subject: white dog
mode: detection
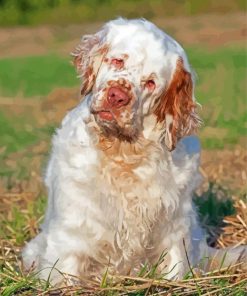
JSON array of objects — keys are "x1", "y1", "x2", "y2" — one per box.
[{"x1": 22, "y1": 18, "x2": 246, "y2": 284}]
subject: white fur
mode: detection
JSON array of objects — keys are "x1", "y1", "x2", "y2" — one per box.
[{"x1": 22, "y1": 18, "x2": 246, "y2": 284}]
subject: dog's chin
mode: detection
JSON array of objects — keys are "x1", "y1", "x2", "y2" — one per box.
[{"x1": 95, "y1": 115, "x2": 139, "y2": 142}]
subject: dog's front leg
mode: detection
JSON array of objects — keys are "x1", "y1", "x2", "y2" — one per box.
[
  {"x1": 157, "y1": 239, "x2": 191, "y2": 280},
  {"x1": 149, "y1": 217, "x2": 194, "y2": 280}
]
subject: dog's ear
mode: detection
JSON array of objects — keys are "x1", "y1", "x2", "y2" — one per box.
[
  {"x1": 71, "y1": 31, "x2": 108, "y2": 96},
  {"x1": 154, "y1": 58, "x2": 201, "y2": 151}
]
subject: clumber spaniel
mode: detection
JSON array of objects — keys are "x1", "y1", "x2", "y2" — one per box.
[{"x1": 22, "y1": 18, "x2": 246, "y2": 284}]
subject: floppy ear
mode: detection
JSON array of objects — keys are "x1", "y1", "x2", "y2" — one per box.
[
  {"x1": 154, "y1": 58, "x2": 201, "y2": 151},
  {"x1": 71, "y1": 31, "x2": 108, "y2": 96}
]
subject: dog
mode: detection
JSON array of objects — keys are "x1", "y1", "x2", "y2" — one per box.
[{"x1": 22, "y1": 18, "x2": 246, "y2": 284}]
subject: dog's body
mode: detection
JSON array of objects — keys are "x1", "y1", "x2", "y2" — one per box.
[{"x1": 22, "y1": 19, "x2": 246, "y2": 284}]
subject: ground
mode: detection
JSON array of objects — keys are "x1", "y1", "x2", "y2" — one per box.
[{"x1": 0, "y1": 12, "x2": 246, "y2": 295}]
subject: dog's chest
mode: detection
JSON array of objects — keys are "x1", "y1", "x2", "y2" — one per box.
[{"x1": 96, "y1": 144, "x2": 164, "y2": 250}]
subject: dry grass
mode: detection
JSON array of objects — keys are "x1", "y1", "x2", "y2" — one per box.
[
  {"x1": 216, "y1": 199, "x2": 247, "y2": 248},
  {"x1": 0, "y1": 91, "x2": 246, "y2": 294},
  {"x1": 0, "y1": 188, "x2": 246, "y2": 295},
  {"x1": 0, "y1": 14, "x2": 246, "y2": 292}
]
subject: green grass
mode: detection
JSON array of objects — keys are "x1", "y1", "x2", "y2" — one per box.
[
  {"x1": 0, "y1": 109, "x2": 55, "y2": 174},
  {"x1": 0, "y1": 111, "x2": 39, "y2": 154},
  {"x1": 0, "y1": 190, "x2": 246, "y2": 295},
  {"x1": 188, "y1": 46, "x2": 247, "y2": 148},
  {"x1": 0, "y1": 21, "x2": 246, "y2": 295},
  {"x1": 0, "y1": 0, "x2": 245, "y2": 27},
  {"x1": 0, "y1": 55, "x2": 77, "y2": 97},
  {"x1": 0, "y1": 109, "x2": 55, "y2": 178},
  {"x1": 0, "y1": 45, "x2": 246, "y2": 149},
  {"x1": 0, "y1": 195, "x2": 46, "y2": 245},
  {"x1": 194, "y1": 183, "x2": 236, "y2": 227}
]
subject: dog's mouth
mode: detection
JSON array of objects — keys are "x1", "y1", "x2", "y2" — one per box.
[
  {"x1": 91, "y1": 108, "x2": 139, "y2": 142},
  {"x1": 91, "y1": 108, "x2": 118, "y2": 129},
  {"x1": 95, "y1": 110, "x2": 114, "y2": 121}
]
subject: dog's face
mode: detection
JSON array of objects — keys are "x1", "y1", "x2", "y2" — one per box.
[
  {"x1": 73, "y1": 19, "x2": 201, "y2": 150},
  {"x1": 90, "y1": 27, "x2": 168, "y2": 142}
]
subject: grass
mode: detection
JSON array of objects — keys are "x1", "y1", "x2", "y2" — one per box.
[
  {"x1": 188, "y1": 46, "x2": 247, "y2": 148},
  {"x1": 0, "y1": 187, "x2": 246, "y2": 295},
  {"x1": 0, "y1": 45, "x2": 246, "y2": 150},
  {"x1": 0, "y1": 111, "x2": 39, "y2": 155},
  {"x1": 0, "y1": 55, "x2": 77, "y2": 98},
  {"x1": 0, "y1": 194, "x2": 46, "y2": 245},
  {"x1": 0, "y1": 0, "x2": 245, "y2": 26},
  {"x1": 194, "y1": 183, "x2": 236, "y2": 227},
  {"x1": 1, "y1": 264, "x2": 246, "y2": 295},
  {"x1": 0, "y1": 30, "x2": 246, "y2": 295},
  {"x1": 0, "y1": 108, "x2": 55, "y2": 179}
]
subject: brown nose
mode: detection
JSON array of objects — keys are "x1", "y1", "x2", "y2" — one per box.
[{"x1": 107, "y1": 87, "x2": 130, "y2": 108}]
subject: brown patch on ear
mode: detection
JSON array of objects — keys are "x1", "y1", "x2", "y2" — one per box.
[
  {"x1": 79, "y1": 66, "x2": 94, "y2": 95},
  {"x1": 72, "y1": 33, "x2": 108, "y2": 97},
  {"x1": 154, "y1": 58, "x2": 200, "y2": 151}
]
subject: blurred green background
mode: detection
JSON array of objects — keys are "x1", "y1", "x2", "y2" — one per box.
[
  {"x1": 0, "y1": 0, "x2": 246, "y2": 182},
  {"x1": 0, "y1": 0, "x2": 245, "y2": 26},
  {"x1": 0, "y1": 3, "x2": 246, "y2": 294}
]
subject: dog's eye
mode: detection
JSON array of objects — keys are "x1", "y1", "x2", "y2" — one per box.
[
  {"x1": 145, "y1": 79, "x2": 156, "y2": 91},
  {"x1": 111, "y1": 58, "x2": 124, "y2": 69}
]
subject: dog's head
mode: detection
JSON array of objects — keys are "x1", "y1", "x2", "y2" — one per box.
[{"x1": 72, "y1": 18, "x2": 201, "y2": 150}]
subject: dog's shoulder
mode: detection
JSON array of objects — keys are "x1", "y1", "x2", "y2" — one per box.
[
  {"x1": 170, "y1": 136, "x2": 202, "y2": 190},
  {"x1": 52, "y1": 99, "x2": 92, "y2": 146}
]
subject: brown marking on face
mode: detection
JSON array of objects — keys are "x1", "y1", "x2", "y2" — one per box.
[
  {"x1": 106, "y1": 79, "x2": 132, "y2": 91},
  {"x1": 99, "y1": 45, "x2": 109, "y2": 55},
  {"x1": 99, "y1": 79, "x2": 134, "y2": 115},
  {"x1": 154, "y1": 58, "x2": 200, "y2": 150},
  {"x1": 80, "y1": 66, "x2": 94, "y2": 95},
  {"x1": 73, "y1": 39, "x2": 109, "y2": 96},
  {"x1": 145, "y1": 79, "x2": 156, "y2": 92},
  {"x1": 114, "y1": 80, "x2": 132, "y2": 95},
  {"x1": 111, "y1": 58, "x2": 124, "y2": 69},
  {"x1": 110, "y1": 53, "x2": 129, "y2": 70},
  {"x1": 91, "y1": 78, "x2": 138, "y2": 142}
]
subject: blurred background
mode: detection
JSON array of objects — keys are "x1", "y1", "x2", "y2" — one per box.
[
  {"x1": 0, "y1": 0, "x2": 246, "y2": 197},
  {"x1": 0, "y1": 2, "x2": 247, "y2": 286}
]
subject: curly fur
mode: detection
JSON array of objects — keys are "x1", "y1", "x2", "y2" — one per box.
[{"x1": 22, "y1": 18, "x2": 246, "y2": 284}]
